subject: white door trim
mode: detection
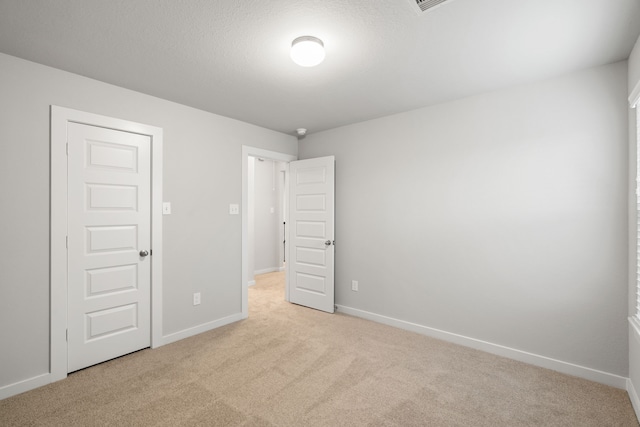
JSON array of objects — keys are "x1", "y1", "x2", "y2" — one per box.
[
  {"x1": 241, "y1": 146, "x2": 296, "y2": 318},
  {"x1": 50, "y1": 106, "x2": 163, "y2": 382}
]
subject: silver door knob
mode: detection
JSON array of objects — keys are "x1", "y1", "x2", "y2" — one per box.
[
  {"x1": 325, "y1": 240, "x2": 332, "y2": 246},
  {"x1": 139, "y1": 250, "x2": 149, "y2": 257}
]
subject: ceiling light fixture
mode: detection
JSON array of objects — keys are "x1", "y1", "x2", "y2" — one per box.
[{"x1": 290, "y1": 36, "x2": 325, "y2": 67}]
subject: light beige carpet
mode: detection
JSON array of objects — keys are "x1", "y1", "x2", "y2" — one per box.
[{"x1": 1, "y1": 271, "x2": 638, "y2": 426}]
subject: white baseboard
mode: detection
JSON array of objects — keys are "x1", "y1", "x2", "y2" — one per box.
[
  {"x1": 248, "y1": 280, "x2": 256, "y2": 287},
  {"x1": 336, "y1": 304, "x2": 628, "y2": 389},
  {"x1": 160, "y1": 312, "x2": 244, "y2": 346},
  {"x1": 629, "y1": 378, "x2": 640, "y2": 421},
  {"x1": 1, "y1": 313, "x2": 245, "y2": 400},
  {"x1": 2, "y1": 309, "x2": 631, "y2": 403},
  {"x1": 254, "y1": 267, "x2": 283, "y2": 276},
  {"x1": 0, "y1": 372, "x2": 51, "y2": 400},
  {"x1": 278, "y1": 266, "x2": 286, "y2": 272}
]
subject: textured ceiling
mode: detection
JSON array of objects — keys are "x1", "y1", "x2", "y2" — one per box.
[{"x1": 0, "y1": 0, "x2": 639, "y2": 135}]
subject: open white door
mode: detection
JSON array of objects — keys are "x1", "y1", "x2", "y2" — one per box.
[{"x1": 288, "y1": 156, "x2": 335, "y2": 313}]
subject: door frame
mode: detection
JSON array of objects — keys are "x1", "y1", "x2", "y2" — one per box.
[
  {"x1": 241, "y1": 146, "x2": 296, "y2": 318},
  {"x1": 50, "y1": 106, "x2": 163, "y2": 382}
]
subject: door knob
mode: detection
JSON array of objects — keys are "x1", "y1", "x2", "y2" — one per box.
[
  {"x1": 325, "y1": 240, "x2": 332, "y2": 246},
  {"x1": 139, "y1": 250, "x2": 149, "y2": 257}
]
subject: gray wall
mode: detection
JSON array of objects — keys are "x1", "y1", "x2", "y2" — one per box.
[
  {"x1": 299, "y1": 61, "x2": 629, "y2": 376},
  {"x1": 253, "y1": 159, "x2": 283, "y2": 274},
  {"x1": 0, "y1": 53, "x2": 297, "y2": 388}
]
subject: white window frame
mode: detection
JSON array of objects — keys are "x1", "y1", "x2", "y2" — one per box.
[
  {"x1": 635, "y1": 106, "x2": 640, "y2": 326},
  {"x1": 632, "y1": 82, "x2": 640, "y2": 335}
]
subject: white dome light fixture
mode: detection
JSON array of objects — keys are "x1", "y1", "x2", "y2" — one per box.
[{"x1": 290, "y1": 36, "x2": 325, "y2": 67}]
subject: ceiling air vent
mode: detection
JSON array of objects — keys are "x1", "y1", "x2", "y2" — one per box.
[{"x1": 408, "y1": 0, "x2": 454, "y2": 14}]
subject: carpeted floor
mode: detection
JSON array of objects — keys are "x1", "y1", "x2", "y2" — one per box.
[{"x1": 1, "y1": 271, "x2": 638, "y2": 426}]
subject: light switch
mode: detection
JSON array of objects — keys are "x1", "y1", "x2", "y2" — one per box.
[
  {"x1": 229, "y1": 204, "x2": 239, "y2": 215},
  {"x1": 163, "y1": 202, "x2": 171, "y2": 215}
]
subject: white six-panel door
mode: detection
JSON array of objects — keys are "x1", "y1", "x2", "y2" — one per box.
[
  {"x1": 67, "y1": 122, "x2": 151, "y2": 372},
  {"x1": 288, "y1": 156, "x2": 335, "y2": 313}
]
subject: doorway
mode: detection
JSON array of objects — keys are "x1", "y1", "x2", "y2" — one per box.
[
  {"x1": 247, "y1": 157, "x2": 287, "y2": 285},
  {"x1": 241, "y1": 146, "x2": 296, "y2": 318},
  {"x1": 241, "y1": 146, "x2": 336, "y2": 317},
  {"x1": 50, "y1": 106, "x2": 164, "y2": 382}
]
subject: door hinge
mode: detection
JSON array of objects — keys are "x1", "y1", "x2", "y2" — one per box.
[
  {"x1": 66, "y1": 236, "x2": 68, "y2": 248},
  {"x1": 66, "y1": 143, "x2": 68, "y2": 156},
  {"x1": 66, "y1": 329, "x2": 68, "y2": 342}
]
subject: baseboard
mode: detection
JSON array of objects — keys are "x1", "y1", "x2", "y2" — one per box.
[
  {"x1": 629, "y1": 378, "x2": 640, "y2": 421},
  {"x1": 254, "y1": 267, "x2": 282, "y2": 276},
  {"x1": 278, "y1": 266, "x2": 286, "y2": 272},
  {"x1": 1, "y1": 313, "x2": 245, "y2": 400},
  {"x1": 248, "y1": 280, "x2": 256, "y2": 287},
  {"x1": 336, "y1": 304, "x2": 628, "y2": 389},
  {"x1": 0, "y1": 372, "x2": 51, "y2": 400},
  {"x1": 160, "y1": 312, "x2": 244, "y2": 346}
]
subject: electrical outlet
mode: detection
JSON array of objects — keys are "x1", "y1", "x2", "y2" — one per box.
[
  {"x1": 193, "y1": 292, "x2": 201, "y2": 306},
  {"x1": 162, "y1": 202, "x2": 172, "y2": 215},
  {"x1": 229, "y1": 204, "x2": 239, "y2": 215},
  {"x1": 351, "y1": 280, "x2": 359, "y2": 291}
]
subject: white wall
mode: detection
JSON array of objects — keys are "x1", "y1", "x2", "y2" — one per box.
[
  {"x1": 0, "y1": 53, "x2": 297, "y2": 392},
  {"x1": 253, "y1": 159, "x2": 283, "y2": 274},
  {"x1": 299, "y1": 61, "x2": 629, "y2": 380}
]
